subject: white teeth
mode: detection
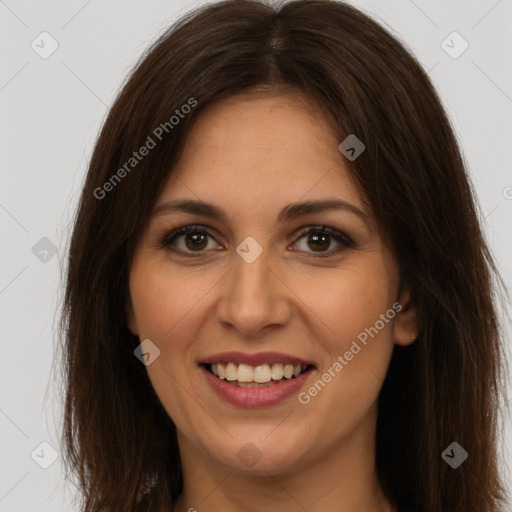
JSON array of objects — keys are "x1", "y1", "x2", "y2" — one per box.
[
  {"x1": 283, "y1": 364, "x2": 294, "y2": 378},
  {"x1": 237, "y1": 364, "x2": 253, "y2": 382},
  {"x1": 253, "y1": 364, "x2": 271, "y2": 383},
  {"x1": 270, "y1": 363, "x2": 284, "y2": 380},
  {"x1": 225, "y1": 362, "x2": 237, "y2": 381},
  {"x1": 209, "y1": 362, "x2": 307, "y2": 383}
]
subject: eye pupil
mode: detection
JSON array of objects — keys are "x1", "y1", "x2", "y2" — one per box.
[
  {"x1": 308, "y1": 232, "x2": 330, "y2": 252},
  {"x1": 163, "y1": 225, "x2": 349, "y2": 258},
  {"x1": 186, "y1": 232, "x2": 207, "y2": 250}
]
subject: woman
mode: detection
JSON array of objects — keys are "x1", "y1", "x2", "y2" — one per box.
[{"x1": 59, "y1": 0, "x2": 509, "y2": 511}]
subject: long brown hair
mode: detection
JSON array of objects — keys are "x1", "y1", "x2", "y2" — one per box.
[{"x1": 57, "y1": 1, "x2": 510, "y2": 510}]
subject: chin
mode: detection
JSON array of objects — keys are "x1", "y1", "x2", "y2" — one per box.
[{"x1": 207, "y1": 430, "x2": 310, "y2": 474}]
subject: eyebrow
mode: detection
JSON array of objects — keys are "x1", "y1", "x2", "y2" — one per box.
[{"x1": 152, "y1": 198, "x2": 371, "y2": 228}]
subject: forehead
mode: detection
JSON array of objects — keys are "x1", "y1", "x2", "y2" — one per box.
[
  {"x1": 180, "y1": 90, "x2": 337, "y2": 162},
  {"x1": 158, "y1": 90, "x2": 367, "y2": 219}
]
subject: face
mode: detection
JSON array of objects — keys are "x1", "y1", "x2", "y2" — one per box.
[{"x1": 127, "y1": 90, "x2": 418, "y2": 475}]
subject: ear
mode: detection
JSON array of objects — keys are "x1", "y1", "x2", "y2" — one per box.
[
  {"x1": 393, "y1": 285, "x2": 421, "y2": 346},
  {"x1": 126, "y1": 294, "x2": 139, "y2": 336}
]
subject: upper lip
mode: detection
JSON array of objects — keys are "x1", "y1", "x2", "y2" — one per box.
[{"x1": 200, "y1": 351, "x2": 316, "y2": 367}]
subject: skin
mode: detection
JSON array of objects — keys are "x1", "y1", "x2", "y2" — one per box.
[{"x1": 127, "y1": 89, "x2": 420, "y2": 512}]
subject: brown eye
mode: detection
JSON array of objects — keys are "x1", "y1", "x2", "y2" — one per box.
[
  {"x1": 306, "y1": 231, "x2": 331, "y2": 252},
  {"x1": 184, "y1": 231, "x2": 208, "y2": 251},
  {"x1": 159, "y1": 225, "x2": 220, "y2": 256},
  {"x1": 291, "y1": 226, "x2": 354, "y2": 257}
]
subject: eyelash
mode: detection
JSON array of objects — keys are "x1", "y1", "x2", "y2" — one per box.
[{"x1": 158, "y1": 224, "x2": 355, "y2": 259}]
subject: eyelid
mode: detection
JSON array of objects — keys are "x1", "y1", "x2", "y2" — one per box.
[
  {"x1": 292, "y1": 225, "x2": 354, "y2": 247},
  {"x1": 158, "y1": 224, "x2": 222, "y2": 254},
  {"x1": 159, "y1": 223, "x2": 354, "y2": 257}
]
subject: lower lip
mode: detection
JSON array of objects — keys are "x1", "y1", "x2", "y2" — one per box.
[{"x1": 200, "y1": 365, "x2": 314, "y2": 408}]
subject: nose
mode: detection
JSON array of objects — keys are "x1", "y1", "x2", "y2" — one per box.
[{"x1": 215, "y1": 245, "x2": 292, "y2": 337}]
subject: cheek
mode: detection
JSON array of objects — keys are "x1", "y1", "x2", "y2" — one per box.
[
  {"x1": 129, "y1": 262, "x2": 207, "y2": 424},
  {"x1": 295, "y1": 261, "x2": 396, "y2": 402},
  {"x1": 129, "y1": 260, "x2": 209, "y2": 342},
  {"x1": 295, "y1": 262, "x2": 393, "y2": 344}
]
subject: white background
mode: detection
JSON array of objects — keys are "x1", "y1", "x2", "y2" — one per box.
[{"x1": 0, "y1": 0, "x2": 511, "y2": 510}]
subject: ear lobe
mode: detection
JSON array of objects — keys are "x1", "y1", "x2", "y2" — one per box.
[{"x1": 393, "y1": 286, "x2": 421, "y2": 346}]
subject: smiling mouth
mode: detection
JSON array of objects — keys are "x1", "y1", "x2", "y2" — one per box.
[{"x1": 203, "y1": 362, "x2": 315, "y2": 388}]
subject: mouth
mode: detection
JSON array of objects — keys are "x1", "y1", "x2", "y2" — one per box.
[
  {"x1": 199, "y1": 351, "x2": 317, "y2": 407},
  {"x1": 202, "y1": 362, "x2": 315, "y2": 388}
]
